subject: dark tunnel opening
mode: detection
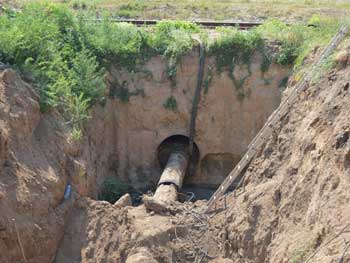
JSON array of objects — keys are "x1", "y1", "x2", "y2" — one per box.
[{"x1": 157, "y1": 134, "x2": 200, "y2": 177}]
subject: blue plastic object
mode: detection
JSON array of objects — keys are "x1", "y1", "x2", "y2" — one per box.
[{"x1": 63, "y1": 183, "x2": 72, "y2": 200}]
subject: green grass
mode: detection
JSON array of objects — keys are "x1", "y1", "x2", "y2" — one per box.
[
  {"x1": 0, "y1": 3, "x2": 197, "y2": 135},
  {"x1": 10, "y1": 0, "x2": 350, "y2": 22},
  {"x1": 149, "y1": 21, "x2": 199, "y2": 82},
  {"x1": 207, "y1": 16, "x2": 343, "y2": 100},
  {"x1": 207, "y1": 27, "x2": 266, "y2": 100},
  {"x1": 0, "y1": 3, "x2": 106, "y2": 134},
  {"x1": 208, "y1": 28, "x2": 265, "y2": 70},
  {"x1": 289, "y1": 239, "x2": 317, "y2": 263},
  {"x1": 0, "y1": 1, "x2": 346, "y2": 132},
  {"x1": 256, "y1": 16, "x2": 341, "y2": 70}
]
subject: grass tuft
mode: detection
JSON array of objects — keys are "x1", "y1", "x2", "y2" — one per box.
[{"x1": 163, "y1": 96, "x2": 178, "y2": 111}]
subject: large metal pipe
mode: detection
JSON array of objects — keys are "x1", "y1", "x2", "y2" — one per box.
[
  {"x1": 153, "y1": 184, "x2": 178, "y2": 204},
  {"x1": 153, "y1": 151, "x2": 188, "y2": 204}
]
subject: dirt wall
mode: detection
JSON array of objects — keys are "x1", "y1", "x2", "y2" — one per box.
[
  {"x1": 107, "y1": 49, "x2": 290, "y2": 189},
  {"x1": 0, "y1": 69, "x2": 118, "y2": 263}
]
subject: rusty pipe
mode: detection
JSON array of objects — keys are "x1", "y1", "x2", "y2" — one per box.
[{"x1": 153, "y1": 151, "x2": 188, "y2": 204}]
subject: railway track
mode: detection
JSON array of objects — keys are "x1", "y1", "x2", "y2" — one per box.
[{"x1": 93, "y1": 19, "x2": 262, "y2": 29}]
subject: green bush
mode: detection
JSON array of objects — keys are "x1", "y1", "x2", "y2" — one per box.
[
  {"x1": 276, "y1": 42, "x2": 300, "y2": 65},
  {"x1": 149, "y1": 21, "x2": 198, "y2": 81},
  {"x1": 208, "y1": 28, "x2": 266, "y2": 98},
  {"x1": 81, "y1": 19, "x2": 149, "y2": 70},
  {"x1": 163, "y1": 96, "x2": 178, "y2": 111},
  {"x1": 0, "y1": 2, "x2": 343, "y2": 131},
  {"x1": 0, "y1": 3, "x2": 105, "y2": 133},
  {"x1": 208, "y1": 28, "x2": 265, "y2": 71},
  {"x1": 80, "y1": 19, "x2": 198, "y2": 73},
  {"x1": 99, "y1": 177, "x2": 129, "y2": 204},
  {"x1": 256, "y1": 18, "x2": 341, "y2": 69},
  {"x1": 115, "y1": 3, "x2": 144, "y2": 18}
]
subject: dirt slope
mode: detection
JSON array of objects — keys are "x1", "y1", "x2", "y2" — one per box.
[
  {"x1": 205, "y1": 51, "x2": 350, "y2": 262},
  {"x1": 0, "y1": 69, "x2": 74, "y2": 262},
  {"x1": 0, "y1": 68, "x2": 117, "y2": 263}
]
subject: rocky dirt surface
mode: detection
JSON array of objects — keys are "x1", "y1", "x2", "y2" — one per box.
[{"x1": 55, "y1": 196, "x2": 220, "y2": 263}]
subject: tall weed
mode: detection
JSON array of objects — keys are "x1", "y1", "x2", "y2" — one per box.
[{"x1": 0, "y1": 3, "x2": 105, "y2": 135}]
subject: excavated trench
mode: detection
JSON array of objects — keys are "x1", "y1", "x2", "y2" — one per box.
[
  {"x1": 0, "y1": 35, "x2": 304, "y2": 263},
  {"x1": 96, "y1": 45, "x2": 292, "y2": 206},
  {"x1": 1, "y1": 22, "x2": 349, "y2": 263}
]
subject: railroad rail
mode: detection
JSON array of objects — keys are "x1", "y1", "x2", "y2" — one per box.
[
  {"x1": 93, "y1": 19, "x2": 262, "y2": 29},
  {"x1": 205, "y1": 24, "x2": 349, "y2": 213}
]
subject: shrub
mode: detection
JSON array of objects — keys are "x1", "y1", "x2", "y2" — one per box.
[
  {"x1": 71, "y1": 127, "x2": 83, "y2": 141},
  {"x1": 69, "y1": 48, "x2": 105, "y2": 104},
  {"x1": 149, "y1": 21, "x2": 198, "y2": 81},
  {"x1": 0, "y1": 3, "x2": 105, "y2": 134},
  {"x1": 80, "y1": 19, "x2": 198, "y2": 73},
  {"x1": 149, "y1": 21, "x2": 199, "y2": 82},
  {"x1": 208, "y1": 28, "x2": 265, "y2": 71},
  {"x1": 276, "y1": 42, "x2": 300, "y2": 65},
  {"x1": 80, "y1": 19, "x2": 149, "y2": 70},
  {"x1": 0, "y1": 2, "x2": 342, "y2": 131},
  {"x1": 208, "y1": 28, "x2": 265, "y2": 99},
  {"x1": 256, "y1": 18, "x2": 341, "y2": 69},
  {"x1": 289, "y1": 240, "x2": 316, "y2": 263},
  {"x1": 163, "y1": 96, "x2": 178, "y2": 111},
  {"x1": 115, "y1": 3, "x2": 144, "y2": 18}
]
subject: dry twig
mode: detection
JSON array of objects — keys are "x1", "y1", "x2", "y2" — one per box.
[
  {"x1": 338, "y1": 240, "x2": 350, "y2": 263},
  {"x1": 12, "y1": 218, "x2": 27, "y2": 263}
]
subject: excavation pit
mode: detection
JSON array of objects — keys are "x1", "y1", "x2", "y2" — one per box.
[{"x1": 107, "y1": 48, "x2": 290, "y2": 197}]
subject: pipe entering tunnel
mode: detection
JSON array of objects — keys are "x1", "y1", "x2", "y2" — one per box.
[{"x1": 153, "y1": 135, "x2": 199, "y2": 204}]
